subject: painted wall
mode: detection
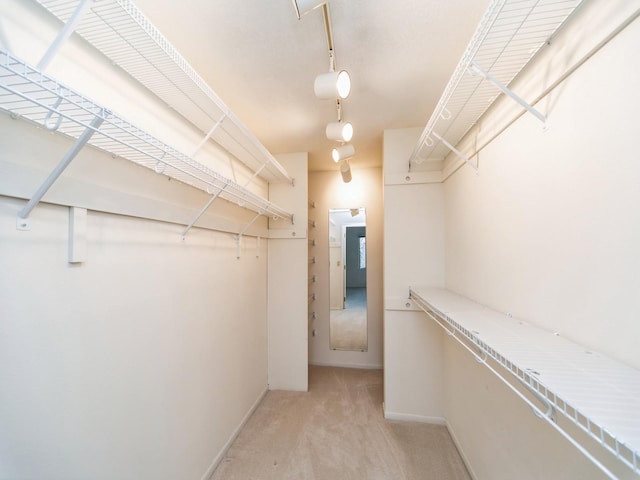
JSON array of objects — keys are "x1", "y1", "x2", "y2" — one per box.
[
  {"x1": 0, "y1": 1, "x2": 303, "y2": 478},
  {"x1": 382, "y1": 128, "x2": 446, "y2": 422},
  {"x1": 382, "y1": 2, "x2": 640, "y2": 479},
  {"x1": 441, "y1": 6, "x2": 640, "y2": 479},
  {"x1": 0, "y1": 194, "x2": 269, "y2": 480},
  {"x1": 267, "y1": 153, "x2": 308, "y2": 392},
  {"x1": 308, "y1": 168, "x2": 383, "y2": 369}
]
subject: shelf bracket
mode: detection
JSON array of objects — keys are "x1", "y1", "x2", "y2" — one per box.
[
  {"x1": 17, "y1": 112, "x2": 105, "y2": 230},
  {"x1": 236, "y1": 211, "x2": 264, "y2": 258},
  {"x1": 190, "y1": 114, "x2": 227, "y2": 158},
  {"x1": 38, "y1": 0, "x2": 95, "y2": 71},
  {"x1": 429, "y1": 131, "x2": 478, "y2": 173},
  {"x1": 181, "y1": 184, "x2": 228, "y2": 237},
  {"x1": 469, "y1": 61, "x2": 547, "y2": 126},
  {"x1": 242, "y1": 160, "x2": 269, "y2": 189}
]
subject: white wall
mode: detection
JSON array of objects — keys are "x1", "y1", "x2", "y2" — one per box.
[
  {"x1": 308, "y1": 168, "x2": 383, "y2": 369},
  {"x1": 382, "y1": 129, "x2": 446, "y2": 422},
  {"x1": 382, "y1": 3, "x2": 640, "y2": 478},
  {"x1": 444, "y1": 7, "x2": 640, "y2": 371},
  {"x1": 0, "y1": 2, "x2": 303, "y2": 478},
  {"x1": 267, "y1": 153, "x2": 308, "y2": 391},
  {"x1": 0, "y1": 194, "x2": 269, "y2": 480},
  {"x1": 441, "y1": 6, "x2": 640, "y2": 479}
]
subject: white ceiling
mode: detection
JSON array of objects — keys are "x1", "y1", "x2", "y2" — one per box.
[{"x1": 133, "y1": 0, "x2": 491, "y2": 172}]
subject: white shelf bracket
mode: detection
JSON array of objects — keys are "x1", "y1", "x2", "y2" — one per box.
[
  {"x1": 236, "y1": 210, "x2": 264, "y2": 258},
  {"x1": 181, "y1": 184, "x2": 228, "y2": 238},
  {"x1": 37, "y1": 0, "x2": 95, "y2": 71},
  {"x1": 68, "y1": 206, "x2": 87, "y2": 264},
  {"x1": 190, "y1": 114, "x2": 227, "y2": 158},
  {"x1": 242, "y1": 160, "x2": 269, "y2": 190},
  {"x1": 469, "y1": 61, "x2": 547, "y2": 126},
  {"x1": 430, "y1": 131, "x2": 478, "y2": 173},
  {"x1": 17, "y1": 112, "x2": 105, "y2": 230}
]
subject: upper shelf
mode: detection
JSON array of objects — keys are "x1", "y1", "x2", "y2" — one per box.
[
  {"x1": 409, "y1": 0, "x2": 584, "y2": 170},
  {"x1": 410, "y1": 287, "x2": 640, "y2": 480},
  {"x1": 0, "y1": 49, "x2": 292, "y2": 223},
  {"x1": 34, "y1": 0, "x2": 293, "y2": 184}
]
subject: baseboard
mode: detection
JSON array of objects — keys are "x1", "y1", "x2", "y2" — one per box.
[
  {"x1": 200, "y1": 387, "x2": 268, "y2": 480},
  {"x1": 445, "y1": 421, "x2": 478, "y2": 480},
  {"x1": 309, "y1": 360, "x2": 383, "y2": 370},
  {"x1": 383, "y1": 410, "x2": 446, "y2": 425}
]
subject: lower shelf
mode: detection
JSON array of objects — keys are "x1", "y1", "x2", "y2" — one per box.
[{"x1": 410, "y1": 287, "x2": 640, "y2": 479}]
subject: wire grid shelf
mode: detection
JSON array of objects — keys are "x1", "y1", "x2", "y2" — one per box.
[
  {"x1": 0, "y1": 49, "x2": 293, "y2": 222},
  {"x1": 35, "y1": 0, "x2": 292, "y2": 184},
  {"x1": 410, "y1": 287, "x2": 640, "y2": 478},
  {"x1": 409, "y1": 0, "x2": 584, "y2": 168}
]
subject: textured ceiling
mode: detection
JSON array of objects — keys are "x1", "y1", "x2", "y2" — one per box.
[{"x1": 133, "y1": 0, "x2": 491, "y2": 172}]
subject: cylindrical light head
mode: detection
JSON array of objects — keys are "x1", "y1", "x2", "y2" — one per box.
[
  {"x1": 340, "y1": 161, "x2": 352, "y2": 183},
  {"x1": 332, "y1": 144, "x2": 355, "y2": 163},
  {"x1": 326, "y1": 121, "x2": 353, "y2": 142},
  {"x1": 292, "y1": 0, "x2": 325, "y2": 19},
  {"x1": 314, "y1": 70, "x2": 351, "y2": 99}
]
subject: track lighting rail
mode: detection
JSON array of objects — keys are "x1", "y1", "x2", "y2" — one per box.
[
  {"x1": 409, "y1": 0, "x2": 584, "y2": 171},
  {"x1": 0, "y1": 49, "x2": 293, "y2": 229},
  {"x1": 35, "y1": 0, "x2": 293, "y2": 185},
  {"x1": 410, "y1": 287, "x2": 640, "y2": 480}
]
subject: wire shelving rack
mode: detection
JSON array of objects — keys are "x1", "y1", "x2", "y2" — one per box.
[
  {"x1": 410, "y1": 287, "x2": 640, "y2": 480},
  {"x1": 409, "y1": 0, "x2": 585, "y2": 170}
]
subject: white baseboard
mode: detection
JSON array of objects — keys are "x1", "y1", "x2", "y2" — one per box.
[
  {"x1": 383, "y1": 410, "x2": 446, "y2": 425},
  {"x1": 309, "y1": 360, "x2": 383, "y2": 370},
  {"x1": 200, "y1": 387, "x2": 268, "y2": 480},
  {"x1": 445, "y1": 421, "x2": 478, "y2": 480}
]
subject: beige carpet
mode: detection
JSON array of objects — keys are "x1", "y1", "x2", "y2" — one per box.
[
  {"x1": 210, "y1": 366, "x2": 470, "y2": 480},
  {"x1": 330, "y1": 308, "x2": 367, "y2": 351}
]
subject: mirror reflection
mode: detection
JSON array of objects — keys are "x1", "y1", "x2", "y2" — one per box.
[{"x1": 329, "y1": 208, "x2": 367, "y2": 352}]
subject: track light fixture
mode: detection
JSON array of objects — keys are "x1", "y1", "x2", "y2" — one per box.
[
  {"x1": 326, "y1": 121, "x2": 353, "y2": 142},
  {"x1": 292, "y1": 0, "x2": 326, "y2": 20},
  {"x1": 293, "y1": 1, "x2": 356, "y2": 180},
  {"x1": 339, "y1": 160, "x2": 352, "y2": 183},
  {"x1": 314, "y1": 70, "x2": 351, "y2": 100},
  {"x1": 332, "y1": 143, "x2": 355, "y2": 163}
]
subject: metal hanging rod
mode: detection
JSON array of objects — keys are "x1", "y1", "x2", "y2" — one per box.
[{"x1": 0, "y1": 50, "x2": 293, "y2": 227}]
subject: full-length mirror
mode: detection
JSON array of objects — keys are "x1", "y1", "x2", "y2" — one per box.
[{"x1": 329, "y1": 208, "x2": 367, "y2": 351}]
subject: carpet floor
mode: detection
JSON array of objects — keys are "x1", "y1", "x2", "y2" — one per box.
[
  {"x1": 330, "y1": 288, "x2": 367, "y2": 351},
  {"x1": 210, "y1": 366, "x2": 470, "y2": 480}
]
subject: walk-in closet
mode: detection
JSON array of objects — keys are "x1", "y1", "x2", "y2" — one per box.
[{"x1": 1, "y1": 1, "x2": 638, "y2": 479}]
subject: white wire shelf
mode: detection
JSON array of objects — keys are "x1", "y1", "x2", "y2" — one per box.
[
  {"x1": 34, "y1": 0, "x2": 293, "y2": 185},
  {"x1": 0, "y1": 49, "x2": 293, "y2": 223},
  {"x1": 410, "y1": 287, "x2": 640, "y2": 479},
  {"x1": 409, "y1": 0, "x2": 584, "y2": 169}
]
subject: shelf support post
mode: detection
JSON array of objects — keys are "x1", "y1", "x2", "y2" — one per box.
[
  {"x1": 236, "y1": 211, "x2": 264, "y2": 258},
  {"x1": 180, "y1": 184, "x2": 228, "y2": 237},
  {"x1": 242, "y1": 161, "x2": 268, "y2": 189},
  {"x1": 17, "y1": 112, "x2": 105, "y2": 230},
  {"x1": 430, "y1": 131, "x2": 478, "y2": 173},
  {"x1": 37, "y1": 0, "x2": 95, "y2": 71},
  {"x1": 190, "y1": 114, "x2": 227, "y2": 158},
  {"x1": 469, "y1": 61, "x2": 547, "y2": 126}
]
